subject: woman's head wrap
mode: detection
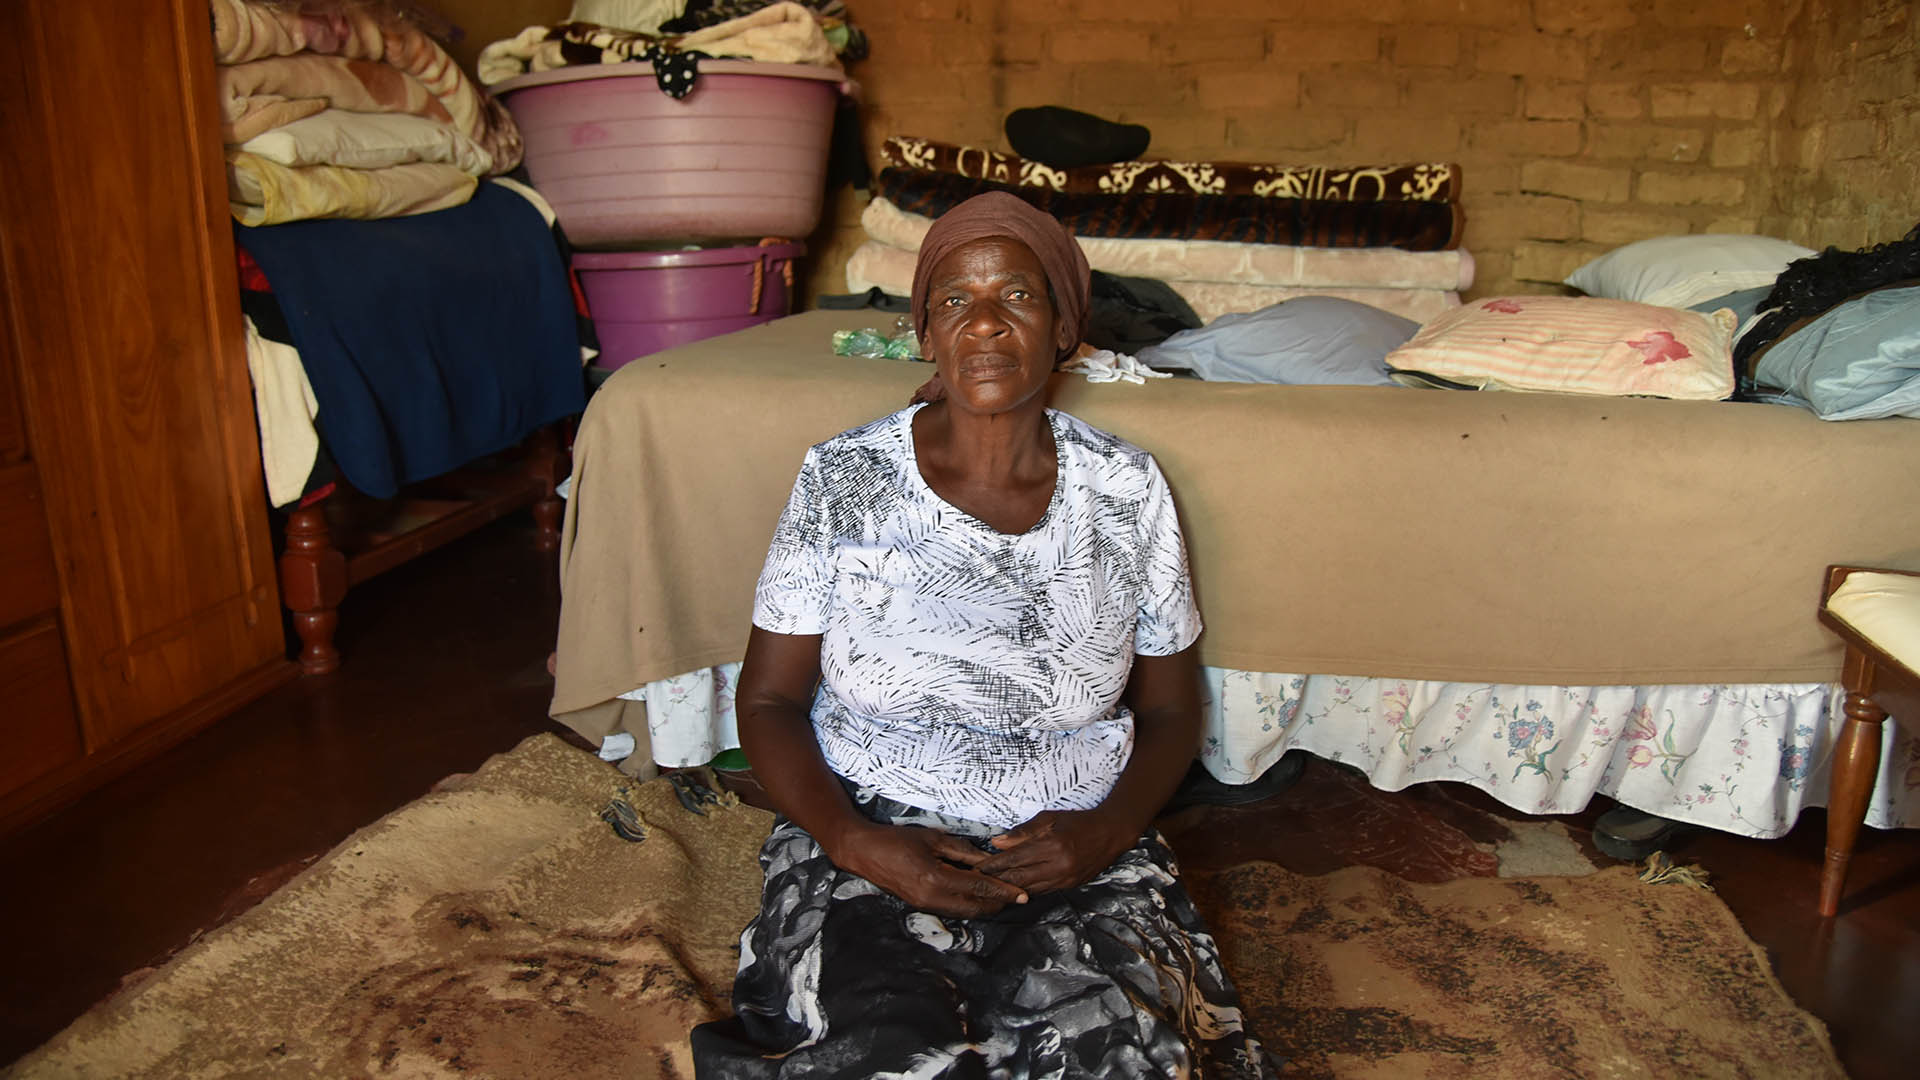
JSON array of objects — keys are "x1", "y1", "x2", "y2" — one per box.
[{"x1": 910, "y1": 192, "x2": 1091, "y2": 361}]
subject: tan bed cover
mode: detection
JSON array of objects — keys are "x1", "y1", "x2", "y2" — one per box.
[{"x1": 553, "y1": 308, "x2": 1920, "y2": 722}]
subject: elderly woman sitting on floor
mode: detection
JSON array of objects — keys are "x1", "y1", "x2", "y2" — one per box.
[{"x1": 689, "y1": 193, "x2": 1281, "y2": 1078}]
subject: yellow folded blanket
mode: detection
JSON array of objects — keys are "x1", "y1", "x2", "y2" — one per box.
[
  {"x1": 238, "y1": 110, "x2": 494, "y2": 176},
  {"x1": 228, "y1": 153, "x2": 476, "y2": 226}
]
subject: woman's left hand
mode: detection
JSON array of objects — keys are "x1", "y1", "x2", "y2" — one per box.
[{"x1": 976, "y1": 809, "x2": 1140, "y2": 895}]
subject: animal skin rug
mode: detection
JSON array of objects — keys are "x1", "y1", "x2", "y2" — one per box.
[{"x1": 4, "y1": 735, "x2": 1842, "y2": 1079}]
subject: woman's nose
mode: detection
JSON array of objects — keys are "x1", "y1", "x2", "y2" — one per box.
[{"x1": 963, "y1": 297, "x2": 1012, "y2": 336}]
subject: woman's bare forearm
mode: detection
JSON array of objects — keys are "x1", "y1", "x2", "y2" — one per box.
[
  {"x1": 737, "y1": 695, "x2": 874, "y2": 854},
  {"x1": 1097, "y1": 647, "x2": 1203, "y2": 837},
  {"x1": 734, "y1": 627, "x2": 871, "y2": 856}
]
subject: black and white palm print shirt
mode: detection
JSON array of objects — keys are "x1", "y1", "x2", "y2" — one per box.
[{"x1": 753, "y1": 404, "x2": 1202, "y2": 829}]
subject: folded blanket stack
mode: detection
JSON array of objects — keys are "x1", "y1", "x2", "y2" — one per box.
[
  {"x1": 852, "y1": 135, "x2": 1473, "y2": 323},
  {"x1": 210, "y1": 0, "x2": 523, "y2": 225}
]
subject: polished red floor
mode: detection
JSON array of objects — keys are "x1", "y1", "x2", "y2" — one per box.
[{"x1": 2, "y1": 516, "x2": 1916, "y2": 1076}]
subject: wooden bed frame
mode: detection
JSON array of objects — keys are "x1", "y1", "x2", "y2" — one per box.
[
  {"x1": 1818, "y1": 565, "x2": 1920, "y2": 915},
  {"x1": 277, "y1": 426, "x2": 568, "y2": 675}
]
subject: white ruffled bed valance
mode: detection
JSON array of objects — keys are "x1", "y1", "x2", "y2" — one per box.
[{"x1": 624, "y1": 664, "x2": 1918, "y2": 841}]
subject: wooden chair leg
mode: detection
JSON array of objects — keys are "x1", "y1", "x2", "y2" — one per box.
[
  {"x1": 1820, "y1": 689, "x2": 1887, "y2": 916},
  {"x1": 527, "y1": 425, "x2": 566, "y2": 553},
  {"x1": 279, "y1": 506, "x2": 348, "y2": 675}
]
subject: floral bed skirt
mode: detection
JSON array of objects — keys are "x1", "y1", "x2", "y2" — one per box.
[{"x1": 624, "y1": 665, "x2": 1918, "y2": 839}]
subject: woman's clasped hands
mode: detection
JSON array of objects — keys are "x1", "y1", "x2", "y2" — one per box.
[{"x1": 823, "y1": 809, "x2": 1140, "y2": 919}]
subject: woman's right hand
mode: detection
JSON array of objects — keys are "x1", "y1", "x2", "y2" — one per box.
[{"x1": 822, "y1": 819, "x2": 1029, "y2": 919}]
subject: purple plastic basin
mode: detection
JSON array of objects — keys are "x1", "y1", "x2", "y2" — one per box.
[
  {"x1": 494, "y1": 61, "x2": 843, "y2": 248},
  {"x1": 575, "y1": 242, "x2": 805, "y2": 368}
]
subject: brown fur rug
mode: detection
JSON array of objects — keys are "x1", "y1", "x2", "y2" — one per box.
[{"x1": 5, "y1": 735, "x2": 1842, "y2": 1079}]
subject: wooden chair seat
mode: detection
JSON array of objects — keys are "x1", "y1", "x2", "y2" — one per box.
[{"x1": 1816, "y1": 565, "x2": 1920, "y2": 916}]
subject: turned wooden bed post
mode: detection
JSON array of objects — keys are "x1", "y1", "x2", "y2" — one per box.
[
  {"x1": 279, "y1": 506, "x2": 347, "y2": 675},
  {"x1": 1815, "y1": 564, "x2": 1920, "y2": 917},
  {"x1": 1821, "y1": 656, "x2": 1887, "y2": 917},
  {"x1": 528, "y1": 423, "x2": 566, "y2": 553}
]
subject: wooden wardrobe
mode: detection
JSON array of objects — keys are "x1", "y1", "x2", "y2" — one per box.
[{"x1": 0, "y1": 0, "x2": 292, "y2": 830}]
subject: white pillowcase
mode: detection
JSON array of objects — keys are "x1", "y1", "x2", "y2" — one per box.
[
  {"x1": 238, "y1": 110, "x2": 494, "y2": 175},
  {"x1": 1564, "y1": 234, "x2": 1816, "y2": 310}
]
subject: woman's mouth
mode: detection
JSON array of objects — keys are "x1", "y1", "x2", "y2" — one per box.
[{"x1": 959, "y1": 354, "x2": 1021, "y2": 378}]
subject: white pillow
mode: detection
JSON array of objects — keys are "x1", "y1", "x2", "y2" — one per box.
[
  {"x1": 1564, "y1": 234, "x2": 1816, "y2": 310},
  {"x1": 238, "y1": 110, "x2": 494, "y2": 175}
]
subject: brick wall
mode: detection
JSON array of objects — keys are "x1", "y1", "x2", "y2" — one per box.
[
  {"x1": 804, "y1": 0, "x2": 1920, "y2": 302},
  {"x1": 434, "y1": 0, "x2": 1918, "y2": 306},
  {"x1": 1761, "y1": 0, "x2": 1920, "y2": 252}
]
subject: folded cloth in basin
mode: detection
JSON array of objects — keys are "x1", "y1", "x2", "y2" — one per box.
[{"x1": 477, "y1": 2, "x2": 841, "y2": 87}]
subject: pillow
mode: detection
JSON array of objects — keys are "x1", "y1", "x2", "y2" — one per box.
[
  {"x1": 237, "y1": 110, "x2": 495, "y2": 175},
  {"x1": 1750, "y1": 285, "x2": 1920, "y2": 420},
  {"x1": 1384, "y1": 296, "x2": 1737, "y2": 399},
  {"x1": 1134, "y1": 297, "x2": 1418, "y2": 385},
  {"x1": 1565, "y1": 234, "x2": 1815, "y2": 310}
]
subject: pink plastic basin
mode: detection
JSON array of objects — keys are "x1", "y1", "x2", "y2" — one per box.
[
  {"x1": 493, "y1": 61, "x2": 843, "y2": 248},
  {"x1": 574, "y1": 242, "x2": 804, "y2": 368}
]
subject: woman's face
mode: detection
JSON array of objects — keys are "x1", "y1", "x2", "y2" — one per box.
[{"x1": 922, "y1": 236, "x2": 1070, "y2": 416}]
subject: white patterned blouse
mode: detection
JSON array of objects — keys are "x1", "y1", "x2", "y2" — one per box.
[{"x1": 752, "y1": 404, "x2": 1202, "y2": 829}]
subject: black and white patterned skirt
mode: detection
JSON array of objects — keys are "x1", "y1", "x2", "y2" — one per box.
[{"x1": 691, "y1": 784, "x2": 1282, "y2": 1078}]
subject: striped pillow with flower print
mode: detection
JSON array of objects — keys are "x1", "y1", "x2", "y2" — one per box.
[{"x1": 1386, "y1": 296, "x2": 1738, "y2": 399}]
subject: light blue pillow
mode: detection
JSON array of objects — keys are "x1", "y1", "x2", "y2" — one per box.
[
  {"x1": 1135, "y1": 296, "x2": 1418, "y2": 385},
  {"x1": 1752, "y1": 285, "x2": 1920, "y2": 420}
]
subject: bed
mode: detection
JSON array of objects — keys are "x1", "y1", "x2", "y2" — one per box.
[
  {"x1": 237, "y1": 178, "x2": 585, "y2": 674},
  {"x1": 549, "y1": 306, "x2": 1920, "y2": 840},
  {"x1": 210, "y1": 0, "x2": 586, "y2": 673}
]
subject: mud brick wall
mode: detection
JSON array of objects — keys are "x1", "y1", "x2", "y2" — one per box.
[
  {"x1": 1760, "y1": 0, "x2": 1920, "y2": 252},
  {"x1": 439, "y1": 0, "x2": 1919, "y2": 306},
  {"x1": 813, "y1": 0, "x2": 1918, "y2": 302}
]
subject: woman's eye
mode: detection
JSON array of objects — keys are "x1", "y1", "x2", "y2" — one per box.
[
  {"x1": 942, "y1": 295, "x2": 965, "y2": 307},
  {"x1": 1007, "y1": 289, "x2": 1031, "y2": 301}
]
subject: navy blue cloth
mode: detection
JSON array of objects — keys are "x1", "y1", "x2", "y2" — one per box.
[{"x1": 237, "y1": 183, "x2": 584, "y2": 498}]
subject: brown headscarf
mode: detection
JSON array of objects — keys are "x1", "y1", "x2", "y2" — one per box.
[{"x1": 908, "y1": 192, "x2": 1091, "y2": 402}]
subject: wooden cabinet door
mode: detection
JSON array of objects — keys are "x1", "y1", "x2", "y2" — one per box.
[
  {"x1": 0, "y1": 198, "x2": 84, "y2": 800},
  {"x1": 0, "y1": 0, "x2": 286, "y2": 754}
]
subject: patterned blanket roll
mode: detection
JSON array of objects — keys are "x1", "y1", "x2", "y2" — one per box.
[
  {"x1": 875, "y1": 168, "x2": 1463, "y2": 250},
  {"x1": 882, "y1": 135, "x2": 1460, "y2": 203}
]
